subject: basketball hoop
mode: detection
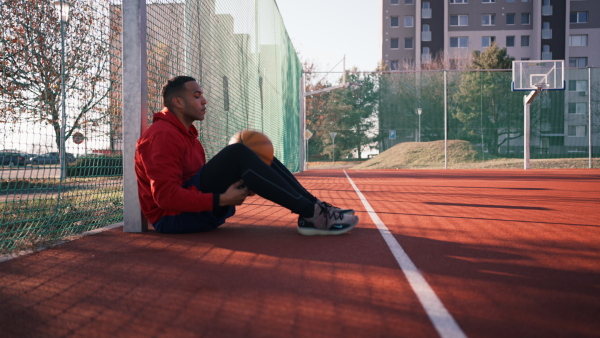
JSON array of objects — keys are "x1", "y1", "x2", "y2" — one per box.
[{"x1": 512, "y1": 60, "x2": 565, "y2": 170}]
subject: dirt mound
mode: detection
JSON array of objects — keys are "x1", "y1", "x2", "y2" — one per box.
[{"x1": 352, "y1": 140, "x2": 485, "y2": 169}]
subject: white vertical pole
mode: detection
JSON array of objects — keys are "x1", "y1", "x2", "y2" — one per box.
[
  {"x1": 444, "y1": 70, "x2": 448, "y2": 169},
  {"x1": 59, "y1": 3, "x2": 67, "y2": 181},
  {"x1": 589, "y1": 67, "x2": 593, "y2": 169},
  {"x1": 123, "y1": 0, "x2": 148, "y2": 232},
  {"x1": 299, "y1": 73, "x2": 306, "y2": 172},
  {"x1": 342, "y1": 55, "x2": 346, "y2": 85},
  {"x1": 524, "y1": 99, "x2": 531, "y2": 170},
  {"x1": 523, "y1": 89, "x2": 539, "y2": 170}
]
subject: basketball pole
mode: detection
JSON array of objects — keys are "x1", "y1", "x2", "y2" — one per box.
[{"x1": 523, "y1": 87, "x2": 540, "y2": 170}]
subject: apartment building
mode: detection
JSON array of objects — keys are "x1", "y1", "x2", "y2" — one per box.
[{"x1": 382, "y1": 0, "x2": 600, "y2": 70}]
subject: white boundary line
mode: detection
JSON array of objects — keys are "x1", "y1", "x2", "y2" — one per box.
[
  {"x1": 0, "y1": 222, "x2": 123, "y2": 263},
  {"x1": 344, "y1": 170, "x2": 466, "y2": 338}
]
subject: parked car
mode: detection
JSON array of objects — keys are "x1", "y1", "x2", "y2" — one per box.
[
  {"x1": 29, "y1": 152, "x2": 76, "y2": 165},
  {"x1": 0, "y1": 152, "x2": 28, "y2": 167}
]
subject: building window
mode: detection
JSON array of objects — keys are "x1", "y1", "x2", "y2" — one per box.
[
  {"x1": 450, "y1": 0, "x2": 468, "y2": 3},
  {"x1": 405, "y1": 16, "x2": 414, "y2": 27},
  {"x1": 450, "y1": 36, "x2": 468, "y2": 48},
  {"x1": 223, "y1": 76, "x2": 229, "y2": 111},
  {"x1": 482, "y1": 36, "x2": 495, "y2": 47},
  {"x1": 482, "y1": 14, "x2": 495, "y2": 26},
  {"x1": 422, "y1": 24, "x2": 432, "y2": 41},
  {"x1": 521, "y1": 13, "x2": 531, "y2": 25},
  {"x1": 568, "y1": 125, "x2": 587, "y2": 137},
  {"x1": 405, "y1": 37, "x2": 414, "y2": 49},
  {"x1": 391, "y1": 38, "x2": 399, "y2": 49},
  {"x1": 390, "y1": 60, "x2": 399, "y2": 70},
  {"x1": 391, "y1": 16, "x2": 399, "y2": 27},
  {"x1": 542, "y1": 44, "x2": 551, "y2": 59},
  {"x1": 482, "y1": 0, "x2": 495, "y2": 3},
  {"x1": 568, "y1": 80, "x2": 588, "y2": 92},
  {"x1": 542, "y1": 22, "x2": 552, "y2": 39},
  {"x1": 570, "y1": 12, "x2": 588, "y2": 23},
  {"x1": 405, "y1": 0, "x2": 414, "y2": 4},
  {"x1": 391, "y1": 0, "x2": 399, "y2": 4},
  {"x1": 450, "y1": 15, "x2": 468, "y2": 26},
  {"x1": 423, "y1": 1, "x2": 430, "y2": 8},
  {"x1": 422, "y1": 47, "x2": 431, "y2": 63},
  {"x1": 570, "y1": 35, "x2": 588, "y2": 46},
  {"x1": 521, "y1": 35, "x2": 530, "y2": 46},
  {"x1": 506, "y1": 36, "x2": 515, "y2": 47},
  {"x1": 507, "y1": 0, "x2": 515, "y2": 2},
  {"x1": 569, "y1": 103, "x2": 587, "y2": 115},
  {"x1": 569, "y1": 57, "x2": 588, "y2": 68},
  {"x1": 506, "y1": 13, "x2": 515, "y2": 25}
]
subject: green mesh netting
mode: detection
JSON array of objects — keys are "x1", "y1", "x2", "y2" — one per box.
[
  {"x1": 308, "y1": 68, "x2": 598, "y2": 169},
  {"x1": 144, "y1": 0, "x2": 301, "y2": 169},
  {"x1": 0, "y1": 0, "x2": 301, "y2": 252}
]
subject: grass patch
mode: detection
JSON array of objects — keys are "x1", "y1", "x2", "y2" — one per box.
[
  {"x1": 350, "y1": 140, "x2": 598, "y2": 169},
  {"x1": 0, "y1": 186, "x2": 123, "y2": 253}
]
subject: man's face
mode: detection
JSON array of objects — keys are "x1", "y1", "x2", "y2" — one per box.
[{"x1": 179, "y1": 80, "x2": 207, "y2": 122}]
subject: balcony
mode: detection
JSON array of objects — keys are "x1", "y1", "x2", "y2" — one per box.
[
  {"x1": 542, "y1": 5, "x2": 552, "y2": 16},
  {"x1": 421, "y1": 31, "x2": 431, "y2": 41},
  {"x1": 542, "y1": 29, "x2": 552, "y2": 39},
  {"x1": 542, "y1": 52, "x2": 553, "y2": 60},
  {"x1": 422, "y1": 54, "x2": 432, "y2": 64},
  {"x1": 422, "y1": 8, "x2": 432, "y2": 19}
]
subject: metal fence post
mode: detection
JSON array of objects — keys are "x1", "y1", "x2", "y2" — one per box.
[{"x1": 122, "y1": 0, "x2": 147, "y2": 232}]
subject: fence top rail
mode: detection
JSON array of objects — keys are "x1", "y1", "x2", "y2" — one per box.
[{"x1": 304, "y1": 66, "x2": 600, "y2": 75}]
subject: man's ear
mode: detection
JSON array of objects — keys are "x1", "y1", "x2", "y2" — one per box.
[{"x1": 172, "y1": 96, "x2": 184, "y2": 110}]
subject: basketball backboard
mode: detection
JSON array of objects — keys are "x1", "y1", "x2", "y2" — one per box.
[{"x1": 512, "y1": 60, "x2": 565, "y2": 91}]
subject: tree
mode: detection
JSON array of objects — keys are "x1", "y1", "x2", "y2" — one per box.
[
  {"x1": 304, "y1": 65, "x2": 379, "y2": 160},
  {"x1": 328, "y1": 69, "x2": 379, "y2": 159},
  {"x1": 450, "y1": 43, "x2": 519, "y2": 155},
  {"x1": 304, "y1": 60, "x2": 335, "y2": 160},
  {"x1": 1, "y1": 0, "x2": 118, "y2": 153}
]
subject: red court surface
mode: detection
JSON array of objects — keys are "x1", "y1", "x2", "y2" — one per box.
[{"x1": 1, "y1": 169, "x2": 599, "y2": 337}]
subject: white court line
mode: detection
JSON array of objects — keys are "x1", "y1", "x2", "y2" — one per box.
[{"x1": 344, "y1": 170, "x2": 467, "y2": 338}]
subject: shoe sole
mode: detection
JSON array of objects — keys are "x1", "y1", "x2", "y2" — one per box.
[{"x1": 297, "y1": 216, "x2": 359, "y2": 236}]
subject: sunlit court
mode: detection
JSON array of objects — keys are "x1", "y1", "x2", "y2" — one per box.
[
  {"x1": 2, "y1": 0, "x2": 600, "y2": 336},
  {"x1": 1, "y1": 168, "x2": 599, "y2": 337}
]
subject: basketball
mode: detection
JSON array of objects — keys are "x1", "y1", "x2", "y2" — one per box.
[{"x1": 228, "y1": 130, "x2": 274, "y2": 165}]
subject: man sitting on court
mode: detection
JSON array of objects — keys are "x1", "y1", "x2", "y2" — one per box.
[{"x1": 134, "y1": 75, "x2": 359, "y2": 236}]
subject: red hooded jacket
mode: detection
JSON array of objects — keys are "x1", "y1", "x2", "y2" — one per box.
[{"x1": 135, "y1": 108, "x2": 213, "y2": 224}]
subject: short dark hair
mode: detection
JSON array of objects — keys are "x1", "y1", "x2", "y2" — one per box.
[{"x1": 162, "y1": 76, "x2": 197, "y2": 109}]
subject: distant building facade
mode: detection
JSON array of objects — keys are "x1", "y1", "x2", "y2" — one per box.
[{"x1": 382, "y1": 0, "x2": 600, "y2": 70}]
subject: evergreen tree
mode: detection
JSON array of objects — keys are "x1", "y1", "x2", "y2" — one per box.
[{"x1": 451, "y1": 43, "x2": 520, "y2": 155}]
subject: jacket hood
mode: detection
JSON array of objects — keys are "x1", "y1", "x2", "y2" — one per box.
[{"x1": 152, "y1": 108, "x2": 199, "y2": 138}]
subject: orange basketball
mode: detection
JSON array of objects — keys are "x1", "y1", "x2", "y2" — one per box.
[{"x1": 228, "y1": 130, "x2": 274, "y2": 165}]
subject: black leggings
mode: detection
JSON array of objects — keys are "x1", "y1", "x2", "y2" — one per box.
[{"x1": 198, "y1": 143, "x2": 316, "y2": 218}]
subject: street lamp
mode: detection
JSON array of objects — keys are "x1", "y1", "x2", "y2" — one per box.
[
  {"x1": 330, "y1": 132, "x2": 337, "y2": 162},
  {"x1": 417, "y1": 108, "x2": 422, "y2": 142},
  {"x1": 53, "y1": 1, "x2": 70, "y2": 180}
]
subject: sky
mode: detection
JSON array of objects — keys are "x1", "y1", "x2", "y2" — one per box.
[{"x1": 275, "y1": 0, "x2": 381, "y2": 83}]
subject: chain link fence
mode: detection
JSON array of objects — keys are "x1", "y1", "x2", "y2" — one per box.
[
  {"x1": 1, "y1": 0, "x2": 301, "y2": 252},
  {"x1": 307, "y1": 68, "x2": 599, "y2": 169}
]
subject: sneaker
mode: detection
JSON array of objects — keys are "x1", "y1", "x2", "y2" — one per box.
[
  {"x1": 297, "y1": 203, "x2": 359, "y2": 236},
  {"x1": 318, "y1": 200, "x2": 355, "y2": 215}
]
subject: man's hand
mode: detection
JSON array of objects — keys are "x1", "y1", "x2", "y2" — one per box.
[{"x1": 219, "y1": 180, "x2": 248, "y2": 206}]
